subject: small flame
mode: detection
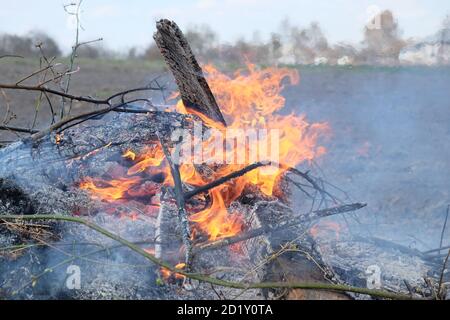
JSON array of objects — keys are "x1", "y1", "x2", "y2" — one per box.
[
  {"x1": 79, "y1": 176, "x2": 141, "y2": 202},
  {"x1": 189, "y1": 187, "x2": 243, "y2": 241},
  {"x1": 160, "y1": 262, "x2": 186, "y2": 280},
  {"x1": 127, "y1": 145, "x2": 166, "y2": 176}
]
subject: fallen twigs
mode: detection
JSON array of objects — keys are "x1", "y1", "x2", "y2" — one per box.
[{"x1": 0, "y1": 214, "x2": 416, "y2": 300}]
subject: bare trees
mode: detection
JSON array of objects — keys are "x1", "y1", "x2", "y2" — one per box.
[{"x1": 0, "y1": 32, "x2": 61, "y2": 58}]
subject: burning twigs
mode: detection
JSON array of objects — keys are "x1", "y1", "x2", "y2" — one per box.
[
  {"x1": 195, "y1": 203, "x2": 367, "y2": 253},
  {"x1": 184, "y1": 161, "x2": 335, "y2": 204}
]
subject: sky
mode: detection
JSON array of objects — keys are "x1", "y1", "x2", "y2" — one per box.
[{"x1": 0, "y1": 0, "x2": 448, "y2": 54}]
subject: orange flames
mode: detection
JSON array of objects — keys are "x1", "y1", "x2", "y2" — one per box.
[
  {"x1": 79, "y1": 176, "x2": 141, "y2": 202},
  {"x1": 160, "y1": 262, "x2": 186, "y2": 280},
  {"x1": 174, "y1": 64, "x2": 328, "y2": 240},
  {"x1": 79, "y1": 63, "x2": 328, "y2": 243}
]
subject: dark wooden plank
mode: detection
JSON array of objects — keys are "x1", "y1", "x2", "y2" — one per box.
[{"x1": 154, "y1": 19, "x2": 227, "y2": 127}]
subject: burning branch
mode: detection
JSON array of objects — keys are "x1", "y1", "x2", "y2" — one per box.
[
  {"x1": 184, "y1": 162, "x2": 269, "y2": 200},
  {"x1": 195, "y1": 203, "x2": 367, "y2": 252}
]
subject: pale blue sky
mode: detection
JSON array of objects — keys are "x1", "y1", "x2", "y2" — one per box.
[{"x1": 0, "y1": 0, "x2": 448, "y2": 53}]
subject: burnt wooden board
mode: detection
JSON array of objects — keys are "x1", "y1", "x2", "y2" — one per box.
[{"x1": 154, "y1": 19, "x2": 227, "y2": 127}]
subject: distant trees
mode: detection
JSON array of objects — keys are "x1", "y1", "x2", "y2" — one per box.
[
  {"x1": 0, "y1": 34, "x2": 34, "y2": 57},
  {"x1": 29, "y1": 31, "x2": 62, "y2": 57},
  {"x1": 0, "y1": 32, "x2": 61, "y2": 58},
  {"x1": 286, "y1": 21, "x2": 329, "y2": 64},
  {"x1": 0, "y1": 10, "x2": 428, "y2": 66},
  {"x1": 0, "y1": 31, "x2": 119, "y2": 60}
]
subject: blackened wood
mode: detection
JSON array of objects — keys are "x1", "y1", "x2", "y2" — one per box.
[{"x1": 154, "y1": 19, "x2": 227, "y2": 127}]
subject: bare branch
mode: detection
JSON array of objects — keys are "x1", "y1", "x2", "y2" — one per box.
[{"x1": 0, "y1": 125, "x2": 38, "y2": 134}]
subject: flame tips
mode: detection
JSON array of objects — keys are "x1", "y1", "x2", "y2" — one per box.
[{"x1": 122, "y1": 150, "x2": 136, "y2": 161}]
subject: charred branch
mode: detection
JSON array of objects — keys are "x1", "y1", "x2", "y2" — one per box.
[
  {"x1": 184, "y1": 162, "x2": 269, "y2": 200},
  {"x1": 195, "y1": 203, "x2": 367, "y2": 252},
  {"x1": 158, "y1": 132, "x2": 193, "y2": 270}
]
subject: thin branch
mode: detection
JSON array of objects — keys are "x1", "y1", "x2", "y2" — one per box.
[
  {"x1": 285, "y1": 166, "x2": 338, "y2": 203},
  {"x1": 15, "y1": 64, "x2": 61, "y2": 85},
  {"x1": 0, "y1": 84, "x2": 161, "y2": 107},
  {"x1": 0, "y1": 54, "x2": 24, "y2": 60},
  {"x1": 107, "y1": 86, "x2": 166, "y2": 104},
  {"x1": 53, "y1": 100, "x2": 155, "y2": 135},
  {"x1": 0, "y1": 125, "x2": 39, "y2": 134},
  {"x1": 0, "y1": 83, "x2": 112, "y2": 105},
  {"x1": 0, "y1": 214, "x2": 416, "y2": 300},
  {"x1": 423, "y1": 245, "x2": 450, "y2": 256},
  {"x1": 439, "y1": 205, "x2": 449, "y2": 255}
]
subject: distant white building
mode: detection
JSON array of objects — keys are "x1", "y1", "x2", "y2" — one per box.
[
  {"x1": 337, "y1": 55, "x2": 352, "y2": 66},
  {"x1": 314, "y1": 56, "x2": 328, "y2": 65}
]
